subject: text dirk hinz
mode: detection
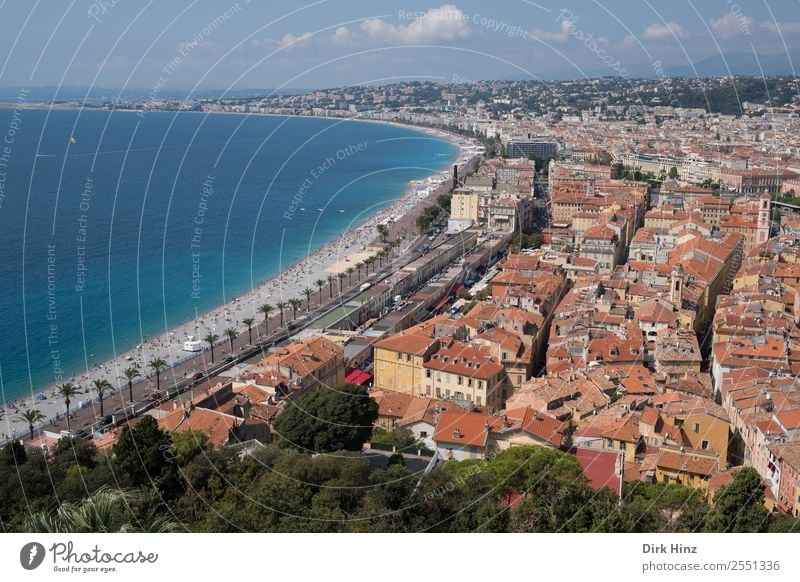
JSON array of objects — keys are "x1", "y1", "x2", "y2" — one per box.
[{"x1": 642, "y1": 543, "x2": 698, "y2": 554}]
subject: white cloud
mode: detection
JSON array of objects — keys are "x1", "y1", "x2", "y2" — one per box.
[
  {"x1": 330, "y1": 26, "x2": 352, "y2": 45},
  {"x1": 760, "y1": 20, "x2": 800, "y2": 34},
  {"x1": 530, "y1": 18, "x2": 573, "y2": 44},
  {"x1": 711, "y1": 12, "x2": 754, "y2": 38},
  {"x1": 280, "y1": 31, "x2": 314, "y2": 48},
  {"x1": 360, "y1": 5, "x2": 471, "y2": 44},
  {"x1": 643, "y1": 22, "x2": 688, "y2": 40}
]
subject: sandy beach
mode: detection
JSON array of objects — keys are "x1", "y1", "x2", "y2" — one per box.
[{"x1": 0, "y1": 118, "x2": 477, "y2": 443}]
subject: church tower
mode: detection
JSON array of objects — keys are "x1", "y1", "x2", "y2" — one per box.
[{"x1": 671, "y1": 262, "x2": 684, "y2": 307}]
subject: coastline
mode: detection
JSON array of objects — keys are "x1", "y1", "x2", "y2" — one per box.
[{"x1": 0, "y1": 109, "x2": 477, "y2": 442}]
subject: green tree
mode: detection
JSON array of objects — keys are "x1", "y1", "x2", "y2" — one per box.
[
  {"x1": 148, "y1": 357, "x2": 168, "y2": 392},
  {"x1": 27, "y1": 487, "x2": 178, "y2": 533},
  {"x1": 326, "y1": 275, "x2": 336, "y2": 299},
  {"x1": 668, "y1": 166, "x2": 679, "y2": 179},
  {"x1": 113, "y1": 415, "x2": 178, "y2": 494},
  {"x1": 120, "y1": 367, "x2": 141, "y2": 403},
  {"x1": 288, "y1": 298, "x2": 302, "y2": 320},
  {"x1": 204, "y1": 333, "x2": 220, "y2": 364},
  {"x1": 17, "y1": 409, "x2": 46, "y2": 440},
  {"x1": 303, "y1": 287, "x2": 313, "y2": 310},
  {"x1": 171, "y1": 429, "x2": 209, "y2": 466},
  {"x1": 224, "y1": 327, "x2": 237, "y2": 354},
  {"x1": 57, "y1": 382, "x2": 81, "y2": 432},
  {"x1": 704, "y1": 468, "x2": 771, "y2": 532},
  {"x1": 273, "y1": 383, "x2": 378, "y2": 453},
  {"x1": 258, "y1": 303, "x2": 273, "y2": 334},
  {"x1": 91, "y1": 378, "x2": 113, "y2": 418},
  {"x1": 275, "y1": 301, "x2": 288, "y2": 327},
  {"x1": 376, "y1": 223, "x2": 389, "y2": 242},
  {"x1": 315, "y1": 279, "x2": 326, "y2": 305},
  {"x1": 241, "y1": 317, "x2": 255, "y2": 345}
]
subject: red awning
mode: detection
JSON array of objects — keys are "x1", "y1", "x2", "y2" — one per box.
[{"x1": 345, "y1": 370, "x2": 373, "y2": 385}]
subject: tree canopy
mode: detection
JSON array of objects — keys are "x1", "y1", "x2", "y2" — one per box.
[{"x1": 273, "y1": 383, "x2": 378, "y2": 453}]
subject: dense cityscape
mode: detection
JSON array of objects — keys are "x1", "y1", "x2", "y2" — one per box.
[{"x1": 3, "y1": 72, "x2": 800, "y2": 534}]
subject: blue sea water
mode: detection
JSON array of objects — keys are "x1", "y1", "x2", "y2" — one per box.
[{"x1": 0, "y1": 109, "x2": 457, "y2": 401}]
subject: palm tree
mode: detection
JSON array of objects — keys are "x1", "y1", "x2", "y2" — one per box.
[
  {"x1": 346, "y1": 266, "x2": 355, "y2": 286},
  {"x1": 58, "y1": 383, "x2": 80, "y2": 432},
  {"x1": 376, "y1": 223, "x2": 389, "y2": 242},
  {"x1": 377, "y1": 249, "x2": 386, "y2": 267},
  {"x1": 275, "y1": 301, "x2": 287, "y2": 327},
  {"x1": 148, "y1": 357, "x2": 168, "y2": 392},
  {"x1": 327, "y1": 275, "x2": 336, "y2": 299},
  {"x1": 224, "y1": 327, "x2": 237, "y2": 354},
  {"x1": 203, "y1": 333, "x2": 220, "y2": 364},
  {"x1": 27, "y1": 487, "x2": 178, "y2": 533},
  {"x1": 337, "y1": 272, "x2": 345, "y2": 295},
  {"x1": 315, "y1": 279, "x2": 326, "y2": 305},
  {"x1": 18, "y1": 409, "x2": 46, "y2": 439},
  {"x1": 120, "y1": 367, "x2": 141, "y2": 404},
  {"x1": 258, "y1": 303, "x2": 273, "y2": 334},
  {"x1": 92, "y1": 379, "x2": 112, "y2": 418},
  {"x1": 366, "y1": 256, "x2": 375, "y2": 274},
  {"x1": 303, "y1": 287, "x2": 313, "y2": 311},
  {"x1": 355, "y1": 262, "x2": 363, "y2": 281},
  {"x1": 288, "y1": 298, "x2": 302, "y2": 320},
  {"x1": 242, "y1": 317, "x2": 255, "y2": 345}
]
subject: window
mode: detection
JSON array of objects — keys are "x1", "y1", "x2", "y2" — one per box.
[
  {"x1": 517, "y1": 375, "x2": 523, "y2": 385},
  {"x1": 435, "y1": 388, "x2": 441, "y2": 398},
  {"x1": 692, "y1": 422, "x2": 700, "y2": 433},
  {"x1": 420, "y1": 431, "x2": 428, "y2": 438},
  {"x1": 476, "y1": 396, "x2": 481, "y2": 405},
  {"x1": 425, "y1": 369, "x2": 432, "y2": 379},
  {"x1": 468, "y1": 378, "x2": 473, "y2": 387},
  {"x1": 406, "y1": 354, "x2": 411, "y2": 362},
  {"x1": 396, "y1": 353, "x2": 402, "y2": 360},
  {"x1": 701, "y1": 440, "x2": 709, "y2": 450},
  {"x1": 445, "y1": 389, "x2": 451, "y2": 398},
  {"x1": 457, "y1": 376, "x2": 463, "y2": 385}
]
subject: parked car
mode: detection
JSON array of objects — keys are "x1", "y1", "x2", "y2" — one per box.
[{"x1": 190, "y1": 371, "x2": 204, "y2": 381}]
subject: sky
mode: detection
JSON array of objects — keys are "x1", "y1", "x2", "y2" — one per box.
[{"x1": 0, "y1": 0, "x2": 799, "y2": 93}]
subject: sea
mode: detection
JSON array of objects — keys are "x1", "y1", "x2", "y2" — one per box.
[{"x1": 0, "y1": 109, "x2": 457, "y2": 402}]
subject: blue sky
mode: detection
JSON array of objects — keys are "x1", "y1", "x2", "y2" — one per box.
[{"x1": 1, "y1": 1, "x2": 799, "y2": 91}]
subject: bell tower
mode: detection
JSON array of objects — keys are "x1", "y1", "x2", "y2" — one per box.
[{"x1": 671, "y1": 262, "x2": 684, "y2": 306}]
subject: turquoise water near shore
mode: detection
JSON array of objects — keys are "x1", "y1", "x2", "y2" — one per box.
[{"x1": 0, "y1": 109, "x2": 456, "y2": 401}]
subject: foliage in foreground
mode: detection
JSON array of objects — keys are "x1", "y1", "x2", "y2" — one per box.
[{"x1": 2, "y1": 428, "x2": 797, "y2": 533}]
